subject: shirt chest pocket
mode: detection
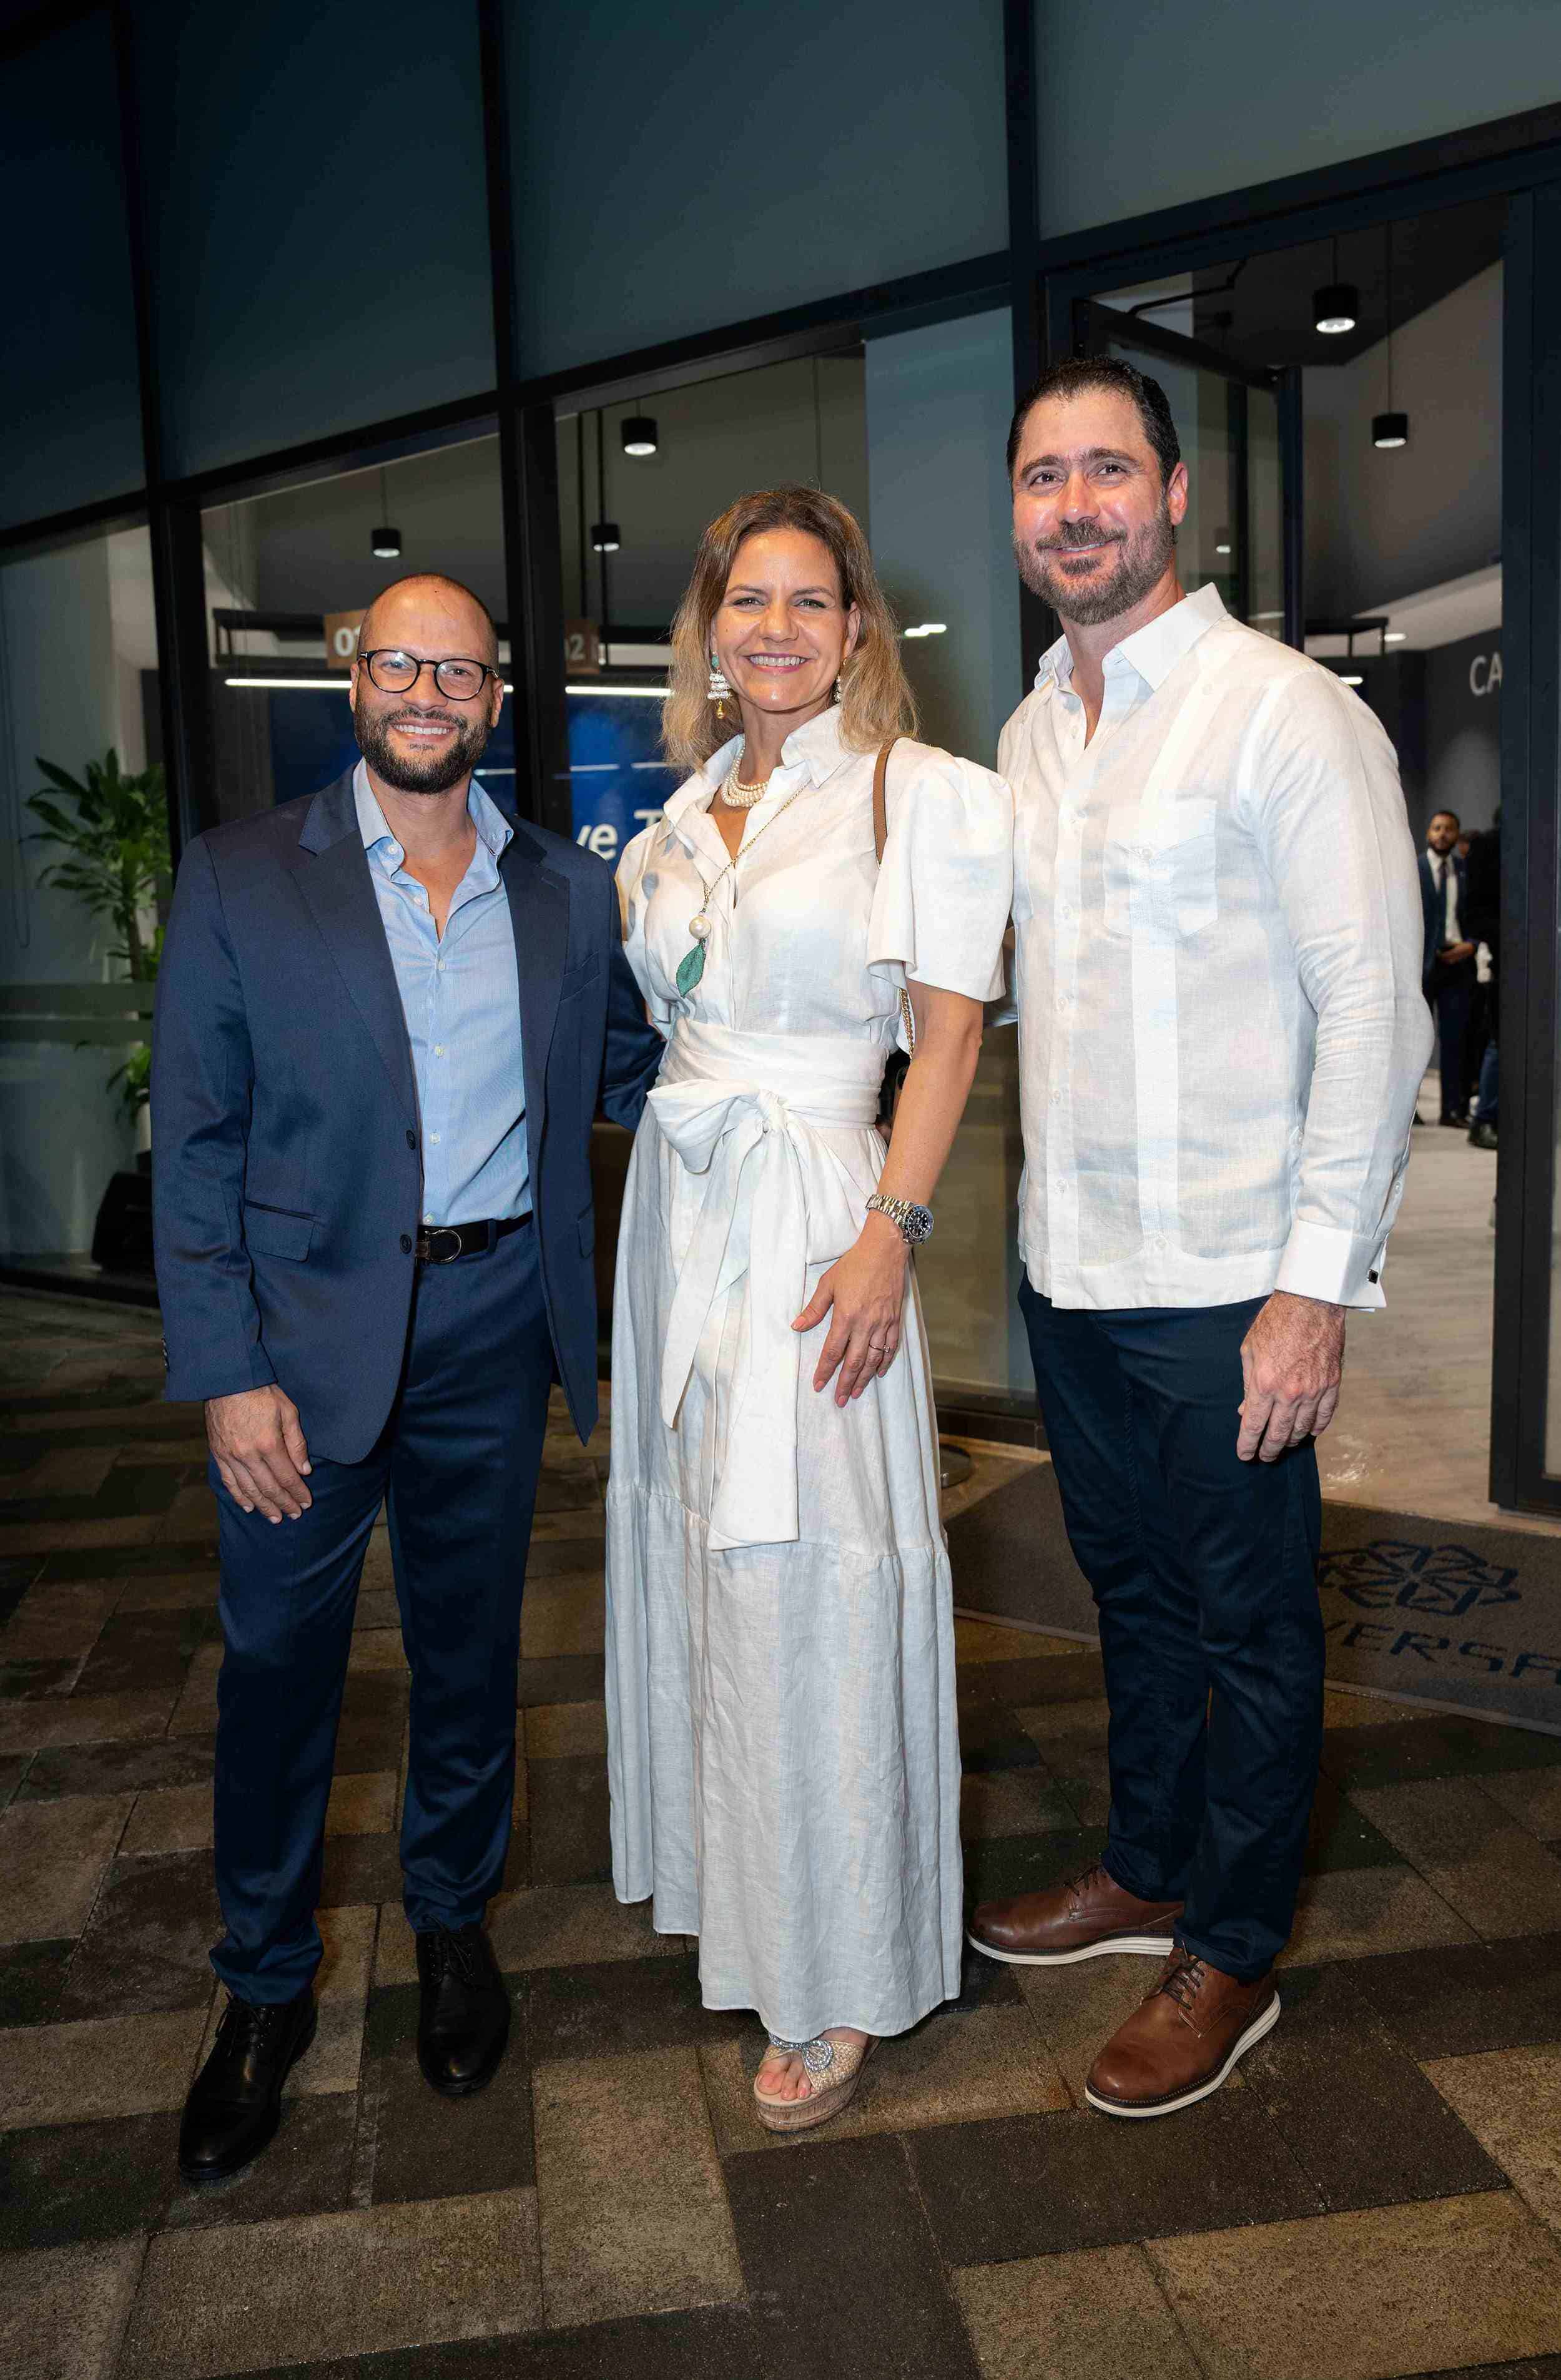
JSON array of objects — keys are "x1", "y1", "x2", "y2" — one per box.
[{"x1": 1103, "y1": 799, "x2": 1218, "y2": 940}]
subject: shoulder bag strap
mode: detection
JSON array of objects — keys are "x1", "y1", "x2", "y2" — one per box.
[{"x1": 871, "y1": 736, "x2": 915, "y2": 1056}]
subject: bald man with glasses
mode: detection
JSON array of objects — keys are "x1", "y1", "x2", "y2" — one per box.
[{"x1": 153, "y1": 573, "x2": 662, "y2": 2184}]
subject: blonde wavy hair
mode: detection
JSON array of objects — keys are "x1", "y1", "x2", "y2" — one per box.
[{"x1": 662, "y1": 485, "x2": 917, "y2": 775}]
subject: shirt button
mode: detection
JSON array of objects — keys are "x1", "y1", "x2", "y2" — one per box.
[
  {"x1": 430, "y1": 1132, "x2": 441, "y2": 1144},
  {"x1": 423, "y1": 1213, "x2": 434, "y2": 1225},
  {"x1": 400, "y1": 1234, "x2": 413, "y2": 1254},
  {"x1": 406, "y1": 1129, "x2": 417, "y2": 1150},
  {"x1": 433, "y1": 1045, "x2": 446, "y2": 1056},
  {"x1": 1050, "y1": 1088, "x2": 1063, "y2": 1106}
]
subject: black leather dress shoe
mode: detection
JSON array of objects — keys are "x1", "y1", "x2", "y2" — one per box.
[
  {"x1": 416, "y1": 1925, "x2": 510, "y2": 2097},
  {"x1": 178, "y1": 1986, "x2": 316, "y2": 2183},
  {"x1": 1469, "y1": 1118, "x2": 1499, "y2": 1149}
]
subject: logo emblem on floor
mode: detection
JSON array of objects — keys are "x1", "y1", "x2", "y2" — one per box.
[{"x1": 1319, "y1": 1537, "x2": 1521, "y2": 1618}]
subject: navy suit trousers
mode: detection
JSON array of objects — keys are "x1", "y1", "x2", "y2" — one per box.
[
  {"x1": 210, "y1": 1221, "x2": 553, "y2": 2002},
  {"x1": 1020, "y1": 1279, "x2": 1324, "y2": 1980}
]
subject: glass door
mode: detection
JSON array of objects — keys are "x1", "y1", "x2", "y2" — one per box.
[{"x1": 1075, "y1": 300, "x2": 1302, "y2": 649}]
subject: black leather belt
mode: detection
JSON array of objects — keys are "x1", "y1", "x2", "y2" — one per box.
[{"x1": 414, "y1": 1214, "x2": 530, "y2": 1265}]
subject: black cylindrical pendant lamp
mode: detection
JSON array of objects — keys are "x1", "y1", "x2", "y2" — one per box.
[
  {"x1": 1313, "y1": 283, "x2": 1358, "y2": 335},
  {"x1": 1372, "y1": 411, "x2": 1409, "y2": 450},
  {"x1": 590, "y1": 520, "x2": 621, "y2": 553},
  {"x1": 621, "y1": 415, "x2": 658, "y2": 457}
]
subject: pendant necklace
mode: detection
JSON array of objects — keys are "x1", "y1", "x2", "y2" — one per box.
[{"x1": 677, "y1": 760, "x2": 798, "y2": 997}]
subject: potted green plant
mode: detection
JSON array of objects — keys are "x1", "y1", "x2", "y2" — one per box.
[{"x1": 26, "y1": 748, "x2": 172, "y2": 1269}]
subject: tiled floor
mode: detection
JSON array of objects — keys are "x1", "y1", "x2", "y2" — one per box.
[{"x1": 3, "y1": 1286, "x2": 1561, "y2": 2380}]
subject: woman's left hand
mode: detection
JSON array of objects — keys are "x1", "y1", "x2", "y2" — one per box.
[{"x1": 792, "y1": 1217, "x2": 909, "y2": 1406}]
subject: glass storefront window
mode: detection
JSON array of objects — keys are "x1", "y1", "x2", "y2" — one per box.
[
  {"x1": 0, "y1": 527, "x2": 164, "y2": 1272},
  {"x1": 200, "y1": 435, "x2": 508, "y2": 827}
]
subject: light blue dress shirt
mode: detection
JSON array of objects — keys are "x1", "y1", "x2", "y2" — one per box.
[{"x1": 353, "y1": 762, "x2": 529, "y2": 1227}]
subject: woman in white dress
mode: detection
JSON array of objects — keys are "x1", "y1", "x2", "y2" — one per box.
[{"x1": 608, "y1": 486, "x2": 1012, "y2": 2132}]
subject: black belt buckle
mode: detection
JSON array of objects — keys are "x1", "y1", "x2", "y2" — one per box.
[{"x1": 417, "y1": 1224, "x2": 465, "y2": 1266}]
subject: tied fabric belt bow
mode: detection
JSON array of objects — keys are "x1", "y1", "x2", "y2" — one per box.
[{"x1": 647, "y1": 1021, "x2": 884, "y2": 1551}]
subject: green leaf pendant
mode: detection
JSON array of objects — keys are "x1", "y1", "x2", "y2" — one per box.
[{"x1": 676, "y1": 941, "x2": 706, "y2": 996}]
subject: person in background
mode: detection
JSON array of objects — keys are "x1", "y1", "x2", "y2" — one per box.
[
  {"x1": 968, "y1": 357, "x2": 1430, "y2": 2120},
  {"x1": 1465, "y1": 818, "x2": 1500, "y2": 1150},
  {"x1": 1419, "y1": 808, "x2": 1476, "y2": 1127},
  {"x1": 153, "y1": 574, "x2": 662, "y2": 2185}
]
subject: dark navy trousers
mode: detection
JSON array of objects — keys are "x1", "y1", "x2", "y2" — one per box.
[
  {"x1": 210, "y1": 1222, "x2": 553, "y2": 2002},
  {"x1": 1020, "y1": 1279, "x2": 1324, "y2": 1980}
]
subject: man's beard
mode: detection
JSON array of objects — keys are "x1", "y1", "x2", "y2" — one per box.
[
  {"x1": 354, "y1": 697, "x2": 493, "y2": 794},
  {"x1": 1014, "y1": 493, "x2": 1176, "y2": 627}
]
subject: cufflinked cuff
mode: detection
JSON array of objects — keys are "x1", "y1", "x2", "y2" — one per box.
[{"x1": 1276, "y1": 1219, "x2": 1387, "y2": 1310}]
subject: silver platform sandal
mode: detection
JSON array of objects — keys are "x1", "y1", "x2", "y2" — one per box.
[{"x1": 753, "y1": 2030, "x2": 878, "y2": 2135}]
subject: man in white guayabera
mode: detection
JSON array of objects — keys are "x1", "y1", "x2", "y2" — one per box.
[{"x1": 968, "y1": 356, "x2": 1431, "y2": 2119}]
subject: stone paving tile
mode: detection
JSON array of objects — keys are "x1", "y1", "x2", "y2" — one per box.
[
  {"x1": 351, "y1": 1589, "x2": 400, "y2": 1631},
  {"x1": 0, "y1": 1686, "x2": 178, "y2": 1756},
  {"x1": 517, "y1": 1653, "x2": 604, "y2": 1708},
  {"x1": 953, "y1": 2243, "x2": 1202, "y2": 2380},
  {"x1": 532, "y1": 2047, "x2": 741, "y2": 2329},
  {"x1": 519, "y1": 1578, "x2": 604, "y2": 1661},
  {"x1": 907, "y1": 2092, "x2": 1321, "y2": 2267},
  {"x1": 323, "y1": 1771, "x2": 397, "y2": 1836},
  {"x1": 526, "y1": 1753, "x2": 612, "y2": 1887},
  {"x1": 526, "y1": 1952, "x2": 746, "y2": 2064},
  {"x1": 61, "y1": 1848, "x2": 222, "y2": 2018},
  {"x1": 1479, "y1": 1767, "x2": 1561, "y2": 1839},
  {"x1": 1349, "y1": 1933, "x2": 1561, "y2": 2058},
  {"x1": 1352, "y1": 1777, "x2": 1561, "y2": 1939},
  {"x1": 0, "y1": 2004, "x2": 210, "y2": 2129},
  {"x1": 345, "y1": 1631, "x2": 409, "y2": 1674},
  {"x1": 16, "y1": 1734, "x2": 215, "y2": 1804},
  {"x1": 724, "y1": 2133, "x2": 980, "y2": 2380},
  {"x1": 1426, "y1": 2045, "x2": 1561, "y2": 2235},
  {"x1": 120, "y1": 1785, "x2": 212, "y2": 1857},
  {"x1": 360, "y1": 1979, "x2": 533, "y2": 2205},
  {"x1": 0, "y1": 1937, "x2": 74, "y2": 2027},
  {"x1": 77, "y1": 1610, "x2": 215, "y2": 1700},
  {"x1": 116, "y1": 1575, "x2": 223, "y2": 1613},
  {"x1": 1241, "y1": 1962, "x2": 1505, "y2": 2211},
  {"x1": 1281, "y1": 1863, "x2": 1478, "y2": 1965},
  {"x1": 958, "y1": 1650, "x2": 1105, "y2": 1714},
  {"x1": 334, "y1": 1673, "x2": 410, "y2": 1774},
  {"x1": 1321, "y1": 1716, "x2": 1561, "y2": 1796},
  {"x1": 119, "y1": 2188, "x2": 542, "y2": 2377},
  {"x1": 317, "y1": 1832, "x2": 405, "y2": 1911},
  {"x1": 165, "y1": 1643, "x2": 222, "y2": 1738},
  {"x1": 1146, "y1": 2190, "x2": 1561, "y2": 2379},
  {"x1": 963, "y1": 1824, "x2": 1110, "y2": 1910},
  {"x1": 0, "y1": 2236, "x2": 145, "y2": 2380},
  {"x1": 960, "y1": 1767, "x2": 1078, "y2": 1839},
  {"x1": 0, "y1": 1581, "x2": 117, "y2": 1661},
  {"x1": 701, "y1": 2005, "x2": 1069, "y2": 2155},
  {"x1": 523, "y1": 1701, "x2": 607, "y2": 1759},
  {"x1": 0, "y1": 1791, "x2": 133, "y2": 1942}
]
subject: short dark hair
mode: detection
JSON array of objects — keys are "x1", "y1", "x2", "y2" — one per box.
[
  {"x1": 1431, "y1": 809, "x2": 1460, "y2": 828},
  {"x1": 1007, "y1": 356, "x2": 1182, "y2": 488}
]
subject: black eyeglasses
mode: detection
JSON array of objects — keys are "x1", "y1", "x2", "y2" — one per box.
[{"x1": 359, "y1": 649, "x2": 498, "y2": 701}]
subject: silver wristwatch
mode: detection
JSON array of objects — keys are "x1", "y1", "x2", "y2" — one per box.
[{"x1": 866, "y1": 1191, "x2": 934, "y2": 1245}]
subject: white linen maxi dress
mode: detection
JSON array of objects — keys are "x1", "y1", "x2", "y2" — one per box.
[{"x1": 606, "y1": 704, "x2": 1013, "y2": 2041}]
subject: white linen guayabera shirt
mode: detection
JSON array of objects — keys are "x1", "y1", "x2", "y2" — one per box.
[{"x1": 1000, "y1": 583, "x2": 1432, "y2": 1314}]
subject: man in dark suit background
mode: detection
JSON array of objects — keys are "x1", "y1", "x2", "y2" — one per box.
[
  {"x1": 152, "y1": 573, "x2": 661, "y2": 2183},
  {"x1": 1419, "y1": 807, "x2": 1475, "y2": 1126}
]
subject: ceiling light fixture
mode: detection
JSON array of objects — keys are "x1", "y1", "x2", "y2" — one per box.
[
  {"x1": 590, "y1": 521, "x2": 621, "y2": 553},
  {"x1": 1384, "y1": 629, "x2": 1407, "y2": 644},
  {"x1": 1214, "y1": 541, "x2": 1233, "y2": 556},
  {"x1": 902, "y1": 622, "x2": 948, "y2": 639},
  {"x1": 1314, "y1": 237, "x2": 1357, "y2": 335},
  {"x1": 621, "y1": 411, "x2": 657, "y2": 458},
  {"x1": 370, "y1": 465, "x2": 401, "y2": 559},
  {"x1": 226, "y1": 676, "x2": 349, "y2": 692},
  {"x1": 1340, "y1": 671, "x2": 1365, "y2": 687},
  {"x1": 566, "y1": 682, "x2": 667, "y2": 697},
  {"x1": 1372, "y1": 224, "x2": 1411, "y2": 451}
]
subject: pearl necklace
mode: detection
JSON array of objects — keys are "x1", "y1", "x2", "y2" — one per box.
[{"x1": 722, "y1": 747, "x2": 772, "y2": 809}]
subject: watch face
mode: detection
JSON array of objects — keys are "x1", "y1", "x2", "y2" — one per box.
[{"x1": 907, "y1": 1204, "x2": 934, "y2": 1244}]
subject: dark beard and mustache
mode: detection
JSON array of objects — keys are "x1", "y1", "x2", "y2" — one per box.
[
  {"x1": 1013, "y1": 493, "x2": 1177, "y2": 627},
  {"x1": 353, "y1": 696, "x2": 494, "y2": 794}
]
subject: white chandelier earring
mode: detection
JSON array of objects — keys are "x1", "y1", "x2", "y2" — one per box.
[
  {"x1": 708, "y1": 652, "x2": 732, "y2": 709},
  {"x1": 832, "y1": 671, "x2": 843, "y2": 704}
]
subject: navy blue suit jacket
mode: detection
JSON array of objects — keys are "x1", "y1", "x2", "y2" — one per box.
[
  {"x1": 151, "y1": 772, "x2": 662, "y2": 1460},
  {"x1": 1418, "y1": 848, "x2": 1471, "y2": 1000}
]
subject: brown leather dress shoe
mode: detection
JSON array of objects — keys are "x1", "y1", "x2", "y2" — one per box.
[
  {"x1": 1085, "y1": 1948, "x2": 1279, "y2": 2118},
  {"x1": 968, "y1": 1861, "x2": 1183, "y2": 1966}
]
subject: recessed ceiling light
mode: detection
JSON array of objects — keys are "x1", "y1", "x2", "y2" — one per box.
[
  {"x1": 1384, "y1": 629, "x2": 1407, "y2": 644},
  {"x1": 1340, "y1": 671, "x2": 1365, "y2": 687}
]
